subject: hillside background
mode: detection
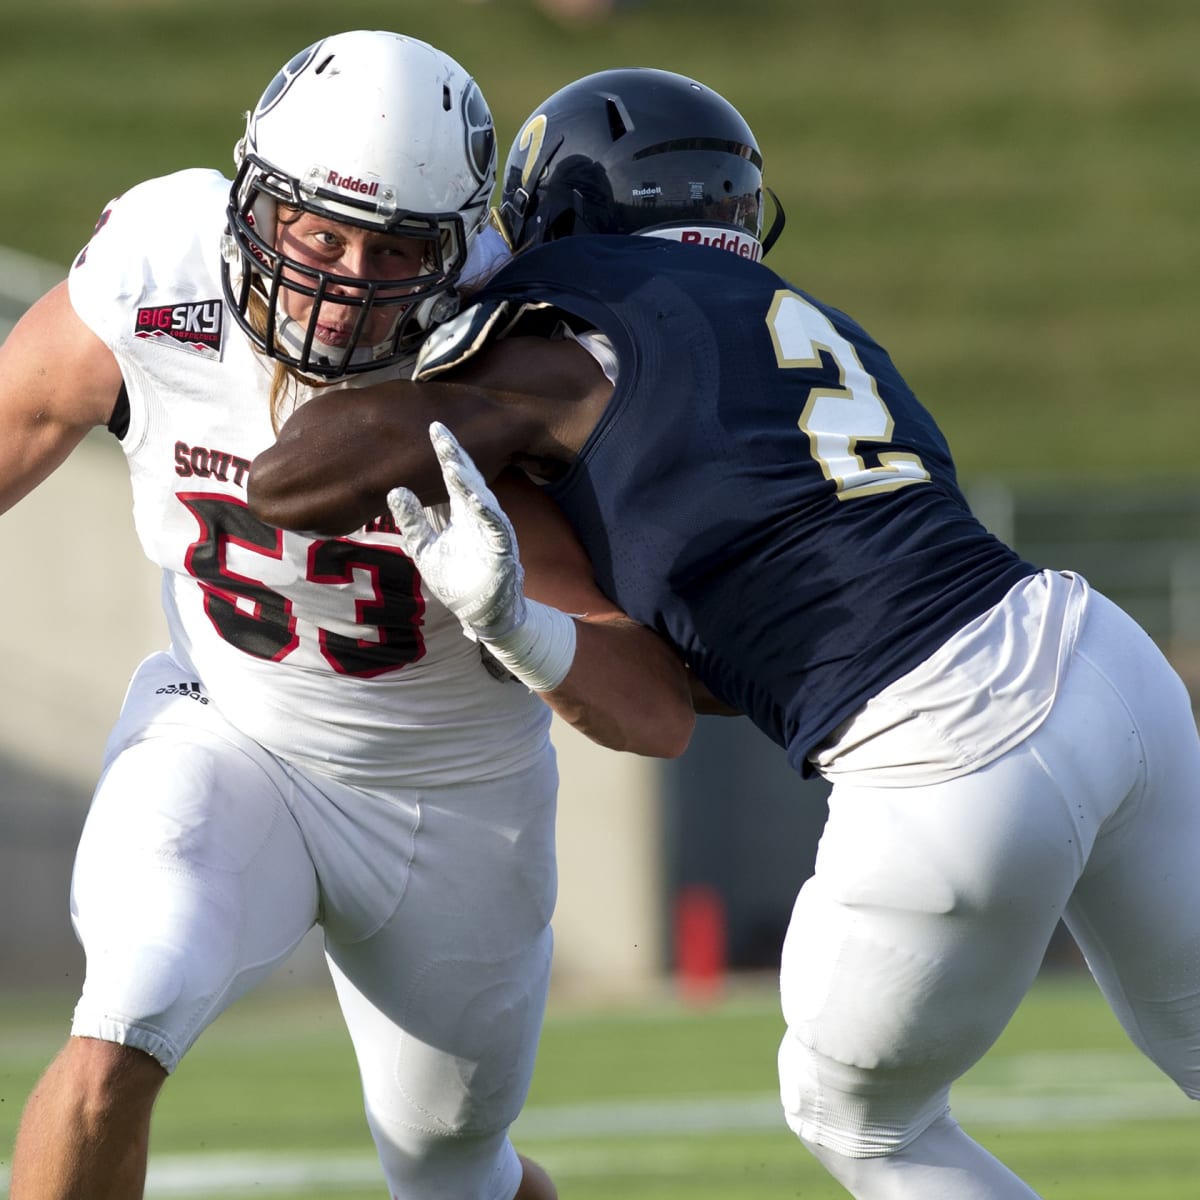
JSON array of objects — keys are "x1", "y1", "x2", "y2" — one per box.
[{"x1": 4, "y1": 0, "x2": 1197, "y2": 482}]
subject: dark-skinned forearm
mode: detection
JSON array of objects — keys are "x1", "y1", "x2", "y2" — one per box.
[
  {"x1": 542, "y1": 617, "x2": 695, "y2": 758},
  {"x1": 248, "y1": 381, "x2": 530, "y2": 534},
  {"x1": 687, "y1": 669, "x2": 744, "y2": 716},
  {"x1": 248, "y1": 389, "x2": 438, "y2": 533}
]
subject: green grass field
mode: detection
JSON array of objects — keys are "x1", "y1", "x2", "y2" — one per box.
[
  {"x1": 4, "y1": 0, "x2": 1198, "y2": 482},
  {"x1": 0, "y1": 973, "x2": 1194, "y2": 1198}
]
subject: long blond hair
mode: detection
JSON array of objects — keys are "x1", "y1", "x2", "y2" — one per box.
[{"x1": 245, "y1": 288, "x2": 315, "y2": 433}]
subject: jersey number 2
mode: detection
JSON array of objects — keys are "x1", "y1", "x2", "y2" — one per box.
[{"x1": 766, "y1": 290, "x2": 929, "y2": 499}]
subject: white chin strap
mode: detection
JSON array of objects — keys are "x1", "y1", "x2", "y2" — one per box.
[
  {"x1": 273, "y1": 291, "x2": 460, "y2": 376},
  {"x1": 272, "y1": 312, "x2": 369, "y2": 372}
]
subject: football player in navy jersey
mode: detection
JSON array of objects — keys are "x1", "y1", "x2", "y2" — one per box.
[
  {"x1": 0, "y1": 42, "x2": 698, "y2": 1200},
  {"x1": 251, "y1": 68, "x2": 1200, "y2": 1198}
]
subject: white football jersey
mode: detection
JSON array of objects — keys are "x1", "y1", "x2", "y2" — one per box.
[{"x1": 68, "y1": 169, "x2": 549, "y2": 787}]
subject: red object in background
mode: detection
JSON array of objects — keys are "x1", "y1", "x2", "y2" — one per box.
[{"x1": 673, "y1": 884, "x2": 727, "y2": 1003}]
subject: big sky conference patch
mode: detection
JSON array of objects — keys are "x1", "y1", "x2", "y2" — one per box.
[{"x1": 134, "y1": 299, "x2": 223, "y2": 360}]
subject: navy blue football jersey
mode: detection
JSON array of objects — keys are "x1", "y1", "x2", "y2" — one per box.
[{"x1": 476, "y1": 237, "x2": 1036, "y2": 774}]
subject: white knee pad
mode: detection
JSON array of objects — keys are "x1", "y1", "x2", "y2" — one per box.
[
  {"x1": 368, "y1": 1118, "x2": 523, "y2": 1200},
  {"x1": 778, "y1": 1027, "x2": 949, "y2": 1159}
]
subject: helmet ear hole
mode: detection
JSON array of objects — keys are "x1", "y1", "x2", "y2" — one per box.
[{"x1": 250, "y1": 192, "x2": 277, "y2": 247}]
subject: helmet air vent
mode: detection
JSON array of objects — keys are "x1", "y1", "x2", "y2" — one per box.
[{"x1": 604, "y1": 97, "x2": 632, "y2": 143}]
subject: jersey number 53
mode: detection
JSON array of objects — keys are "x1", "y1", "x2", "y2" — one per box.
[{"x1": 180, "y1": 493, "x2": 423, "y2": 677}]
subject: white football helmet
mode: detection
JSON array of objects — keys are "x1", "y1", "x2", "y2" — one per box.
[{"x1": 221, "y1": 30, "x2": 497, "y2": 378}]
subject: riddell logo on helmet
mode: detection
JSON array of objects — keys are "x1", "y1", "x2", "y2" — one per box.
[
  {"x1": 327, "y1": 170, "x2": 380, "y2": 197},
  {"x1": 679, "y1": 228, "x2": 762, "y2": 261}
]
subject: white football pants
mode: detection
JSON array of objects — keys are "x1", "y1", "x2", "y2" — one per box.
[
  {"x1": 69, "y1": 650, "x2": 558, "y2": 1200},
  {"x1": 778, "y1": 586, "x2": 1200, "y2": 1198}
]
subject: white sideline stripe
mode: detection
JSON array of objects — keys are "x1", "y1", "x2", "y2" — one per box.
[{"x1": 0, "y1": 1083, "x2": 1190, "y2": 1197}]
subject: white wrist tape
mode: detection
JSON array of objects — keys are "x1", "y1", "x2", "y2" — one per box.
[{"x1": 482, "y1": 599, "x2": 577, "y2": 692}]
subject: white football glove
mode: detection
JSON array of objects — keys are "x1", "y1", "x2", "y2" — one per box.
[
  {"x1": 388, "y1": 422, "x2": 577, "y2": 691},
  {"x1": 388, "y1": 420, "x2": 525, "y2": 641}
]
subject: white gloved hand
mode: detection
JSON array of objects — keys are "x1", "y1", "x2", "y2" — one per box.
[
  {"x1": 388, "y1": 422, "x2": 577, "y2": 691},
  {"x1": 387, "y1": 420, "x2": 525, "y2": 642}
]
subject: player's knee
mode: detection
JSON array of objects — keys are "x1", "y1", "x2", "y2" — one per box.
[
  {"x1": 371, "y1": 1123, "x2": 518, "y2": 1198},
  {"x1": 60, "y1": 1036, "x2": 167, "y2": 1114},
  {"x1": 72, "y1": 941, "x2": 195, "y2": 1071},
  {"x1": 779, "y1": 1028, "x2": 948, "y2": 1159}
]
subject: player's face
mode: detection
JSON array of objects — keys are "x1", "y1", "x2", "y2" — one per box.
[{"x1": 273, "y1": 209, "x2": 429, "y2": 348}]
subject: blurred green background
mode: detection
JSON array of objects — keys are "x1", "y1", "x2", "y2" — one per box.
[
  {"x1": 4, "y1": 0, "x2": 1197, "y2": 483},
  {"x1": 3, "y1": 7, "x2": 1198, "y2": 1193}
]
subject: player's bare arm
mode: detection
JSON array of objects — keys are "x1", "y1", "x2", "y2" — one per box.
[
  {"x1": 387, "y1": 425, "x2": 692, "y2": 758},
  {"x1": 0, "y1": 281, "x2": 123, "y2": 514},
  {"x1": 493, "y1": 468, "x2": 694, "y2": 757},
  {"x1": 687, "y1": 672, "x2": 743, "y2": 717},
  {"x1": 248, "y1": 379, "x2": 533, "y2": 533},
  {"x1": 248, "y1": 331, "x2": 608, "y2": 535}
]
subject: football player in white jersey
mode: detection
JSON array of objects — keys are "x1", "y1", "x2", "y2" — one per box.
[{"x1": 0, "y1": 32, "x2": 694, "y2": 1200}]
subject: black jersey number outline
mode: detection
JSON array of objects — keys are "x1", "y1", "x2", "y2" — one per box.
[
  {"x1": 180, "y1": 493, "x2": 424, "y2": 677},
  {"x1": 766, "y1": 290, "x2": 930, "y2": 499}
]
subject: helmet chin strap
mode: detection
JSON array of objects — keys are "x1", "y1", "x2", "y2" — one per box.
[
  {"x1": 270, "y1": 311, "x2": 359, "y2": 378},
  {"x1": 273, "y1": 289, "x2": 460, "y2": 378},
  {"x1": 760, "y1": 187, "x2": 786, "y2": 258}
]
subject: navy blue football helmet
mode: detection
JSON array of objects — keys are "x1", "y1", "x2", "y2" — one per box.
[{"x1": 497, "y1": 67, "x2": 783, "y2": 260}]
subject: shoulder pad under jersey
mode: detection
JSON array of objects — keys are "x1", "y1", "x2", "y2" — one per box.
[{"x1": 414, "y1": 299, "x2": 519, "y2": 381}]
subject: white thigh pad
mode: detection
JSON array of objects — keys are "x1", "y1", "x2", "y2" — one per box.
[
  {"x1": 70, "y1": 693, "x2": 319, "y2": 1070},
  {"x1": 779, "y1": 747, "x2": 1083, "y2": 1156}
]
